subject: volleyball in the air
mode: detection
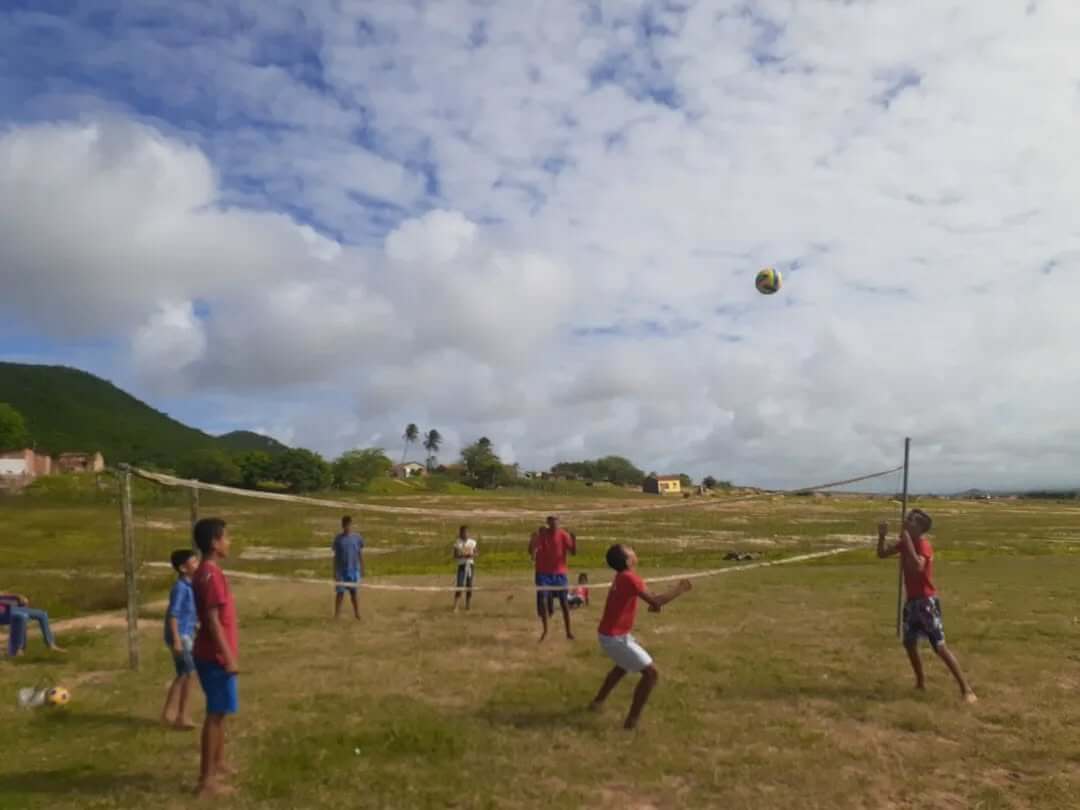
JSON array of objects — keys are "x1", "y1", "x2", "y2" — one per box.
[
  {"x1": 45, "y1": 686, "x2": 71, "y2": 707},
  {"x1": 755, "y1": 267, "x2": 782, "y2": 295}
]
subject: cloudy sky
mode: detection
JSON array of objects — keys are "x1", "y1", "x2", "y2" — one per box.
[{"x1": 2, "y1": 0, "x2": 1079, "y2": 491}]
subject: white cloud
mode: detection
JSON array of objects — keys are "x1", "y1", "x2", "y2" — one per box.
[
  {"x1": 132, "y1": 301, "x2": 207, "y2": 385},
  {"x1": 4, "y1": 1, "x2": 1080, "y2": 490}
]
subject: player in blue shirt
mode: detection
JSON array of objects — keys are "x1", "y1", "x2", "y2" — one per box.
[
  {"x1": 161, "y1": 548, "x2": 200, "y2": 729},
  {"x1": 332, "y1": 515, "x2": 365, "y2": 619}
]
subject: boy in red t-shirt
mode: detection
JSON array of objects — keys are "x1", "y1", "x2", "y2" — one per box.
[
  {"x1": 877, "y1": 509, "x2": 977, "y2": 703},
  {"x1": 528, "y1": 516, "x2": 577, "y2": 641},
  {"x1": 192, "y1": 518, "x2": 240, "y2": 797},
  {"x1": 590, "y1": 544, "x2": 692, "y2": 729}
]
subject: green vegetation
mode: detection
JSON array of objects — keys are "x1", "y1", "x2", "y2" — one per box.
[
  {"x1": 400, "y1": 423, "x2": 419, "y2": 464},
  {"x1": 216, "y1": 430, "x2": 289, "y2": 455},
  {"x1": 422, "y1": 428, "x2": 442, "y2": 471},
  {"x1": 331, "y1": 448, "x2": 393, "y2": 489},
  {"x1": 551, "y1": 455, "x2": 645, "y2": 485},
  {"x1": 0, "y1": 401, "x2": 30, "y2": 451},
  {"x1": 460, "y1": 436, "x2": 512, "y2": 489},
  {"x1": 0, "y1": 362, "x2": 289, "y2": 465},
  {"x1": 176, "y1": 448, "x2": 241, "y2": 485},
  {"x1": 2, "y1": 489, "x2": 1080, "y2": 808}
]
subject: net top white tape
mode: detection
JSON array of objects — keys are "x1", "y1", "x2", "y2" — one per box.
[
  {"x1": 146, "y1": 546, "x2": 859, "y2": 593},
  {"x1": 127, "y1": 465, "x2": 902, "y2": 519}
]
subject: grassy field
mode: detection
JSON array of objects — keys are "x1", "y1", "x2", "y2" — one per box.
[{"x1": 3, "y1": 483, "x2": 1080, "y2": 808}]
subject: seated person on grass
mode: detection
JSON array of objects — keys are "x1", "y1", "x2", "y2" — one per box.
[
  {"x1": 567, "y1": 573, "x2": 590, "y2": 609},
  {"x1": 1, "y1": 592, "x2": 64, "y2": 655}
]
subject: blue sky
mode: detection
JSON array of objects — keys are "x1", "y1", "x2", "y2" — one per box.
[{"x1": 2, "y1": 1, "x2": 1080, "y2": 490}]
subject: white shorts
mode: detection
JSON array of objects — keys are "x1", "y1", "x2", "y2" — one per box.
[{"x1": 598, "y1": 633, "x2": 653, "y2": 673}]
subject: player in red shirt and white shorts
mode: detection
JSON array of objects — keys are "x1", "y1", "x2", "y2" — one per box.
[
  {"x1": 877, "y1": 509, "x2": 977, "y2": 703},
  {"x1": 590, "y1": 544, "x2": 692, "y2": 729}
]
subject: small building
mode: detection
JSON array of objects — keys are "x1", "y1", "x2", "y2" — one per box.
[
  {"x1": 643, "y1": 474, "x2": 682, "y2": 496},
  {"x1": 391, "y1": 461, "x2": 427, "y2": 479},
  {"x1": 56, "y1": 452, "x2": 105, "y2": 473},
  {"x1": 0, "y1": 448, "x2": 53, "y2": 486}
]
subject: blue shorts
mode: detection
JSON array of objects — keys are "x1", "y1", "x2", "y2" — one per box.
[
  {"x1": 171, "y1": 635, "x2": 195, "y2": 677},
  {"x1": 903, "y1": 597, "x2": 946, "y2": 650},
  {"x1": 195, "y1": 659, "x2": 239, "y2": 716},
  {"x1": 336, "y1": 570, "x2": 360, "y2": 594},
  {"x1": 535, "y1": 573, "x2": 569, "y2": 613}
]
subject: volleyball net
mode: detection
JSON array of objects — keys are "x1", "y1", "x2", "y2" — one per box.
[{"x1": 109, "y1": 448, "x2": 910, "y2": 668}]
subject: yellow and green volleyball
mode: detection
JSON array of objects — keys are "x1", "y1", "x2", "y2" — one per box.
[{"x1": 755, "y1": 267, "x2": 782, "y2": 295}]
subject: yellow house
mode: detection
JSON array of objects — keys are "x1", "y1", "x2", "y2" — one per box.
[{"x1": 643, "y1": 475, "x2": 682, "y2": 495}]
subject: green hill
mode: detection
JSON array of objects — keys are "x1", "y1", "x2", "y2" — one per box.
[
  {"x1": 217, "y1": 430, "x2": 289, "y2": 455},
  {"x1": 0, "y1": 362, "x2": 287, "y2": 466}
]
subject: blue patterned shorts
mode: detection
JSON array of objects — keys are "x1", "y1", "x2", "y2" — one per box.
[{"x1": 903, "y1": 597, "x2": 946, "y2": 649}]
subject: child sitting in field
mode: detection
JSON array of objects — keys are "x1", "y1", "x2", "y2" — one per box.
[
  {"x1": 161, "y1": 549, "x2": 200, "y2": 729},
  {"x1": 590, "y1": 545, "x2": 692, "y2": 729},
  {"x1": 1, "y1": 591, "x2": 63, "y2": 655},
  {"x1": 877, "y1": 510, "x2": 977, "y2": 703},
  {"x1": 567, "y1": 573, "x2": 590, "y2": 609}
]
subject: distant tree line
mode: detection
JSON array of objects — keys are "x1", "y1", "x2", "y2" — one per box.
[{"x1": 5, "y1": 395, "x2": 734, "y2": 496}]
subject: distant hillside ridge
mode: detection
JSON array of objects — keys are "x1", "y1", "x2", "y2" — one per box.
[{"x1": 0, "y1": 361, "x2": 288, "y2": 466}]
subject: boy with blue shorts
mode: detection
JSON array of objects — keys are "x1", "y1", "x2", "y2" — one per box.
[
  {"x1": 161, "y1": 549, "x2": 199, "y2": 729},
  {"x1": 528, "y1": 516, "x2": 577, "y2": 641},
  {"x1": 332, "y1": 515, "x2": 364, "y2": 619},
  {"x1": 192, "y1": 518, "x2": 239, "y2": 797}
]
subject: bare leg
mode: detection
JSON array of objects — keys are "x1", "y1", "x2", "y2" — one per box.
[
  {"x1": 537, "y1": 593, "x2": 549, "y2": 641},
  {"x1": 161, "y1": 676, "x2": 184, "y2": 724},
  {"x1": 197, "y1": 714, "x2": 220, "y2": 795},
  {"x1": 175, "y1": 674, "x2": 195, "y2": 729},
  {"x1": 624, "y1": 666, "x2": 659, "y2": 730},
  {"x1": 334, "y1": 591, "x2": 344, "y2": 618},
  {"x1": 904, "y1": 642, "x2": 926, "y2": 689},
  {"x1": 559, "y1": 598, "x2": 574, "y2": 640},
  {"x1": 453, "y1": 590, "x2": 461, "y2": 612},
  {"x1": 465, "y1": 586, "x2": 472, "y2": 611},
  {"x1": 934, "y1": 644, "x2": 977, "y2": 702},
  {"x1": 349, "y1": 590, "x2": 360, "y2": 619},
  {"x1": 214, "y1": 716, "x2": 236, "y2": 778},
  {"x1": 590, "y1": 666, "x2": 627, "y2": 709}
]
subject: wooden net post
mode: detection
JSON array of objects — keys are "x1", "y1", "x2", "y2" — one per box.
[
  {"x1": 189, "y1": 485, "x2": 200, "y2": 535},
  {"x1": 895, "y1": 438, "x2": 911, "y2": 639},
  {"x1": 118, "y1": 464, "x2": 140, "y2": 671}
]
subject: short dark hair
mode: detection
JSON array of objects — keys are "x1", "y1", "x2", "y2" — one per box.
[
  {"x1": 909, "y1": 509, "x2": 932, "y2": 532},
  {"x1": 193, "y1": 518, "x2": 227, "y2": 555},
  {"x1": 171, "y1": 548, "x2": 196, "y2": 572},
  {"x1": 342, "y1": 515, "x2": 352, "y2": 527},
  {"x1": 459, "y1": 525, "x2": 468, "y2": 535},
  {"x1": 578, "y1": 572, "x2": 589, "y2": 583},
  {"x1": 605, "y1": 544, "x2": 629, "y2": 572}
]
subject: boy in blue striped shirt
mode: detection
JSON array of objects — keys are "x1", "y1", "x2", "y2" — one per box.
[{"x1": 161, "y1": 548, "x2": 200, "y2": 729}]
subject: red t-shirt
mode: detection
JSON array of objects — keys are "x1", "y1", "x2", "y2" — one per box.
[
  {"x1": 192, "y1": 560, "x2": 239, "y2": 665},
  {"x1": 598, "y1": 570, "x2": 646, "y2": 636},
  {"x1": 533, "y1": 528, "x2": 574, "y2": 574},
  {"x1": 901, "y1": 536, "x2": 936, "y2": 600}
]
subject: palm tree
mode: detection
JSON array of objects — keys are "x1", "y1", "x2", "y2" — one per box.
[
  {"x1": 401, "y1": 423, "x2": 419, "y2": 464},
  {"x1": 423, "y1": 429, "x2": 442, "y2": 472}
]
